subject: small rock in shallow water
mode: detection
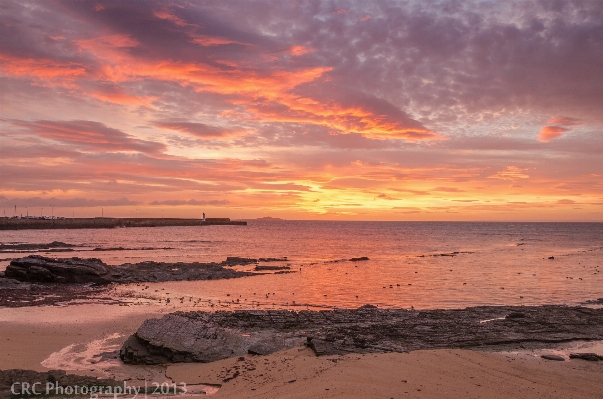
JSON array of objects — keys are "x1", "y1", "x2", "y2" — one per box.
[
  {"x1": 569, "y1": 353, "x2": 603, "y2": 361},
  {"x1": 541, "y1": 354, "x2": 565, "y2": 361}
]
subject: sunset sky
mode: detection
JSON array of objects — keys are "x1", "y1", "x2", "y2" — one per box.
[{"x1": 1, "y1": 0, "x2": 602, "y2": 221}]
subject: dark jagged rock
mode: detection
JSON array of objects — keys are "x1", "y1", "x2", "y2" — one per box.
[
  {"x1": 0, "y1": 283, "x2": 111, "y2": 308},
  {"x1": 120, "y1": 305, "x2": 603, "y2": 365},
  {"x1": 0, "y1": 369, "x2": 120, "y2": 398},
  {"x1": 254, "y1": 265, "x2": 291, "y2": 271},
  {"x1": 541, "y1": 354, "x2": 565, "y2": 361},
  {"x1": 120, "y1": 312, "x2": 307, "y2": 364},
  {"x1": 221, "y1": 257, "x2": 258, "y2": 266},
  {"x1": 258, "y1": 257, "x2": 288, "y2": 262},
  {"x1": 114, "y1": 260, "x2": 256, "y2": 283},
  {"x1": 349, "y1": 257, "x2": 369, "y2": 262},
  {"x1": 4, "y1": 255, "x2": 256, "y2": 284},
  {"x1": 569, "y1": 353, "x2": 603, "y2": 361},
  {"x1": 0, "y1": 278, "x2": 27, "y2": 288},
  {"x1": 5, "y1": 256, "x2": 111, "y2": 284},
  {"x1": 0, "y1": 241, "x2": 75, "y2": 252},
  {"x1": 92, "y1": 247, "x2": 173, "y2": 251}
]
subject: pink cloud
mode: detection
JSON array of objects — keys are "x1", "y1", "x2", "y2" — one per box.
[
  {"x1": 538, "y1": 126, "x2": 569, "y2": 142},
  {"x1": 11, "y1": 120, "x2": 165, "y2": 153},
  {"x1": 155, "y1": 121, "x2": 244, "y2": 139},
  {"x1": 547, "y1": 116, "x2": 582, "y2": 126},
  {"x1": 487, "y1": 166, "x2": 530, "y2": 180},
  {"x1": 291, "y1": 45, "x2": 313, "y2": 56}
]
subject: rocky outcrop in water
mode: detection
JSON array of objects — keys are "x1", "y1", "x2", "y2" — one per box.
[
  {"x1": 0, "y1": 241, "x2": 75, "y2": 251},
  {"x1": 120, "y1": 305, "x2": 603, "y2": 364},
  {"x1": 569, "y1": 353, "x2": 603, "y2": 361},
  {"x1": 221, "y1": 257, "x2": 258, "y2": 266},
  {"x1": 3, "y1": 255, "x2": 256, "y2": 284},
  {"x1": 254, "y1": 265, "x2": 291, "y2": 271},
  {"x1": 5, "y1": 256, "x2": 112, "y2": 284}
]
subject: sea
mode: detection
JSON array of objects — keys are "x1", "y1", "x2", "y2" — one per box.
[{"x1": 1, "y1": 221, "x2": 602, "y2": 310}]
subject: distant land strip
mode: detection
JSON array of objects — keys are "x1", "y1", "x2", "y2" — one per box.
[{"x1": 0, "y1": 217, "x2": 246, "y2": 230}]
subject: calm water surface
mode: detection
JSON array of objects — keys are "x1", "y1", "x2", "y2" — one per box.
[{"x1": 1, "y1": 221, "x2": 602, "y2": 310}]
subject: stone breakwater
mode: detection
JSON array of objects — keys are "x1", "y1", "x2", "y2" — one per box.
[
  {"x1": 2, "y1": 255, "x2": 259, "y2": 284},
  {"x1": 0, "y1": 217, "x2": 246, "y2": 230},
  {"x1": 120, "y1": 305, "x2": 603, "y2": 365}
]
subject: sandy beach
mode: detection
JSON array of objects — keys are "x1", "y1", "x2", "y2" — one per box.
[
  {"x1": 0, "y1": 307, "x2": 167, "y2": 385},
  {"x1": 168, "y1": 348, "x2": 603, "y2": 399},
  {"x1": 2, "y1": 303, "x2": 603, "y2": 399}
]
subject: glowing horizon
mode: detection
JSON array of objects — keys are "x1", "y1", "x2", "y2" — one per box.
[{"x1": 1, "y1": 1, "x2": 602, "y2": 221}]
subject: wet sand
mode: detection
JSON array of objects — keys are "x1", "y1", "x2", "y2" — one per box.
[
  {"x1": 0, "y1": 304, "x2": 165, "y2": 373},
  {"x1": 168, "y1": 348, "x2": 603, "y2": 399},
  {"x1": 2, "y1": 303, "x2": 603, "y2": 398}
]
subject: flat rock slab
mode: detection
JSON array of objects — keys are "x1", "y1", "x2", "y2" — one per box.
[
  {"x1": 3, "y1": 255, "x2": 256, "y2": 284},
  {"x1": 541, "y1": 354, "x2": 565, "y2": 361},
  {"x1": 569, "y1": 353, "x2": 603, "y2": 361},
  {"x1": 0, "y1": 241, "x2": 75, "y2": 252},
  {"x1": 120, "y1": 305, "x2": 603, "y2": 365}
]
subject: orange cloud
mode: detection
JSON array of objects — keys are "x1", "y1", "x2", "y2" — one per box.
[
  {"x1": 241, "y1": 95, "x2": 442, "y2": 141},
  {"x1": 153, "y1": 10, "x2": 189, "y2": 27},
  {"x1": 191, "y1": 35, "x2": 248, "y2": 47},
  {"x1": 73, "y1": 34, "x2": 440, "y2": 141},
  {"x1": 155, "y1": 121, "x2": 245, "y2": 139},
  {"x1": 89, "y1": 91, "x2": 157, "y2": 107},
  {"x1": 0, "y1": 54, "x2": 86, "y2": 80},
  {"x1": 556, "y1": 199, "x2": 577, "y2": 204},
  {"x1": 74, "y1": 34, "x2": 138, "y2": 66},
  {"x1": 13, "y1": 120, "x2": 165, "y2": 153},
  {"x1": 2, "y1": 30, "x2": 439, "y2": 142},
  {"x1": 538, "y1": 125, "x2": 568, "y2": 142},
  {"x1": 291, "y1": 45, "x2": 313, "y2": 56}
]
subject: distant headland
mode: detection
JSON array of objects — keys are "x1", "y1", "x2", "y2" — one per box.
[{"x1": 0, "y1": 217, "x2": 246, "y2": 230}]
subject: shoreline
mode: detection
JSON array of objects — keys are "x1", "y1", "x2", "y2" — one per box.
[{"x1": 1, "y1": 301, "x2": 603, "y2": 398}]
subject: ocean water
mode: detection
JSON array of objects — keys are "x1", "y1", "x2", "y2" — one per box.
[{"x1": 1, "y1": 221, "x2": 602, "y2": 310}]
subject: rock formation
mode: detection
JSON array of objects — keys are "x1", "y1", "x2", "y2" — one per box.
[
  {"x1": 120, "y1": 305, "x2": 603, "y2": 364},
  {"x1": 5, "y1": 256, "x2": 111, "y2": 284},
  {"x1": 4, "y1": 255, "x2": 256, "y2": 284}
]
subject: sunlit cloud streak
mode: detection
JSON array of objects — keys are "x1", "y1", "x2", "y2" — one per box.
[
  {"x1": 9, "y1": 120, "x2": 165, "y2": 153},
  {"x1": 0, "y1": 196, "x2": 139, "y2": 208}
]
